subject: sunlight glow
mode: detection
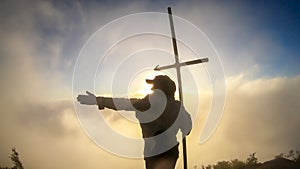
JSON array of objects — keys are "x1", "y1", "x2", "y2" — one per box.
[{"x1": 128, "y1": 70, "x2": 165, "y2": 98}]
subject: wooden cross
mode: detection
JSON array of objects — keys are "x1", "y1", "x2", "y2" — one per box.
[{"x1": 154, "y1": 7, "x2": 209, "y2": 169}]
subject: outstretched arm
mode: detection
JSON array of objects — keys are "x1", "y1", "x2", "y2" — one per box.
[
  {"x1": 77, "y1": 91, "x2": 149, "y2": 111},
  {"x1": 96, "y1": 97, "x2": 143, "y2": 111}
]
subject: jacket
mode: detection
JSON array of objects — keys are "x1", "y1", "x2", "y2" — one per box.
[{"x1": 96, "y1": 90, "x2": 192, "y2": 157}]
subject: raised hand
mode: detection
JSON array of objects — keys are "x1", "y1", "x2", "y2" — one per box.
[{"x1": 77, "y1": 91, "x2": 97, "y2": 105}]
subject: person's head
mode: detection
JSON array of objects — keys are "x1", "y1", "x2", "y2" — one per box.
[{"x1": 146, "y1": 75, "x2": 176, "y2": 97}]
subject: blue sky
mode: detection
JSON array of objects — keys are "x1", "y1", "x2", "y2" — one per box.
[
  {"x1": 174, "y1": 0, "x2": 300, "y2": 78},
  {"x1": 228, "y1": 0, "x2": 300, "y2": 77},
  {"x1": 52, "y1": 0, "x2": 300, "y2": 84}
]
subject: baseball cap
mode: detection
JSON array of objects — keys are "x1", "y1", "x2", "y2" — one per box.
[{"x1": 146, "y1": 75, "x2": 176, "y2": 95}]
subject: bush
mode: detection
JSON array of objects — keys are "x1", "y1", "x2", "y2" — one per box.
[{"x1": 0, "y1": 148, "x2": 24, "y2": 169}]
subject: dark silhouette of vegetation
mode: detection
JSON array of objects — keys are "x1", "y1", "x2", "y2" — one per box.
[
  {"x1": 201, "y1": 150, "x2": 300, "y2": 169},
  {"x1": 205, "y1": 153, "x2": 259, "y2": 169},
  {"x1": 0, "y1": 148, "x2": 24, "y2": 169},
  {"x1": 246, "y1": 152, "x2": 258, "y2": 165},
  {"x1": 1, "y1": 148, "x2": 299, "y2": 169}
]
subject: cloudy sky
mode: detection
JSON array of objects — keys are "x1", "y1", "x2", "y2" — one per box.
[{"x1": 0, "y1": 0, "x2": 299, "y2": 169}]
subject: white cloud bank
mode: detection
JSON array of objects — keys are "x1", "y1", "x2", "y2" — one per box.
[
  {"x1": 1, "y1": 72, "x2": 299, "y2": 168},
  {"x1": 190, "y1": 74, "x2": 300, "y2": 165}
]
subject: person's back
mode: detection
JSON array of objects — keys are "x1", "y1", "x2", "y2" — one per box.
[{"x1": 77, "y1": 75, "x2": 192, "y2": 169}]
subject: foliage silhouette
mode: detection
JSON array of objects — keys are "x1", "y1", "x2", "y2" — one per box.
[
  {"x1": 202, "y1": 150, "x2": 299, "y2": 169},
  {"x1": 1, "y1": 148, "x2": 299, "y2": 169},
  {"x1": 0, "y1": 148, "x2": 24, "y2": 169}
]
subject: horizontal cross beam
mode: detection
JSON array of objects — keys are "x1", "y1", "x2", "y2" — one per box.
[{"x1": 154, "y1": 58, "x2": 209, "y2": 71}]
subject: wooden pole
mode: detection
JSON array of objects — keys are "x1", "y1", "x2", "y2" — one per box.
[
  {"x1": 155, "y1": 7, "x2": 208, "y2": 169},
  {"x1": 167, "y1": 7, "x2": 188, "y2": 169}
]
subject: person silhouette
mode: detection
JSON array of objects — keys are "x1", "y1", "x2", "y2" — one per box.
[{"x1": 77, "y1": 75, "x2": 192, "y2": 169}]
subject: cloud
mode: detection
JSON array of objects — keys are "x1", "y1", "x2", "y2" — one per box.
[
  {"x1": 0, "y1": 1, "x2": 149, "y2": 167},
  {"x1": 18, "y1": 100, "x2": 78, "y2": 138},
  {"x1": 224, "y1": 74, "x2": 300, "y2": 149},
  {"x1": 0, "y1": 0, "x2": 84, "y2": 166},
  {"x1": 0, "y1": 1, "x2": 76, "y2": 99},
  {"x1": 187, "y1": 74, "x2": 300, "y2": 165}
]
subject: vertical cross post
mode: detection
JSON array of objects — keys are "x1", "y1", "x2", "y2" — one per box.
[
  {"x1": 154, "y1": 7, "x2": 209, "y2": 169},
  {"x1": 168, "y1": 7, "x2": 187, "y2": 169}
]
